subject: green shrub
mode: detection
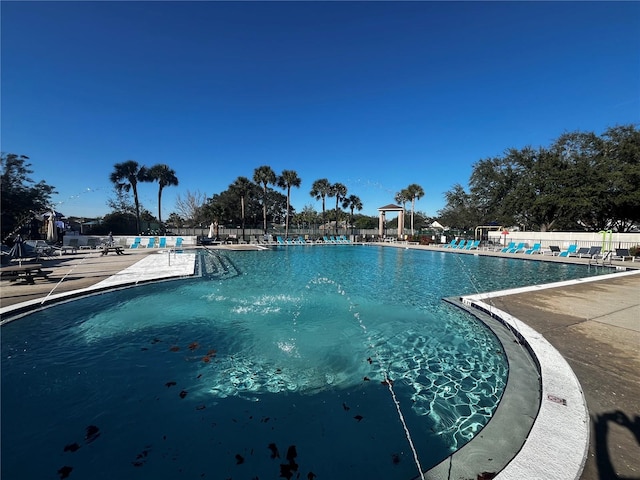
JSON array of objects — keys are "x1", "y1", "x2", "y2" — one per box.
[{"x1": 629, "y1": 245, "x2": 640, "y2": 257}]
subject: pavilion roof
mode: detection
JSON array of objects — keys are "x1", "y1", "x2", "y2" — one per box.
[{"x1": 377, "y1": 204, "x2": 403, "y2": 211}]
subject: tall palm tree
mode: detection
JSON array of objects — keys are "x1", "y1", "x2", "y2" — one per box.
[
  {"x1": 110, "y1": 160, "x2": 145, "y2": 234},
  {"x1": 329, "y1": 182, "x2": 347, "y2": 235},
  {"x1": 342, "y1": 194, "x2": 363, "y2": 236},
  {"x1": 277, "y1": 170, "x2": 301, "y2": 239},
  {"x1": 406, "y1": 183, "x2": 425, "y2": 235},
  {"x1": 395, "y1": 189, "x2": 410, "y2": 213},
  {"x1": 310, "y1": 178, "x2": 331, "y2": 230},
  {"x1": 140, "y1": 164, "x2": 179, "y2": 230},
  {"x1": 253, "y1": 165, "x2": 276, "y2": 234},
  {"x1": 394, "y1": 189, "x2": 411, "y2": 238},
  {"x1": 229, "y1": 176, "x2": 253, "y2": 241}
]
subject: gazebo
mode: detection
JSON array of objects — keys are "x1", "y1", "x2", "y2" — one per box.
[{"x1": 377, "y1": 204, "x2": 404, "y2": 239}]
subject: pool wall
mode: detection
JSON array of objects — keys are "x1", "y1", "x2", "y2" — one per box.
[{"x1": 421, "y1": 299, "x2": 541, "y2": 480}]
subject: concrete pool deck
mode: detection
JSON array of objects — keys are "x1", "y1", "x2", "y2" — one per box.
[{"x1": 1, "y1": 245, "x2": 638, "y2": 479}]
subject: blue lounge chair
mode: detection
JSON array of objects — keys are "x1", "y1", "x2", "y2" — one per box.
[
  {"x1": 143, "y1": 237, "x2": 155, "y2": 248},
  {"x1": 466, "y1": 240, "x2": 480, "y2": 250},
  {"x1": 158, "y1": 237, "x2": 167, "y2": 249},
  {"x1": 276, "y1": 236, "x2": 286, "y2": 245},
  {"x1": 500, "y1": 242, "x2": 516, "y2": 253},
  {"x1": 524, "y1": 243, "x2": 542, "y2": 255},
  {"x1": 130, "y1": 237, "x2": 141, "y2": 249},
  {"x1": 507, "y1": 242, "x2": 526, "y2": 253},
  {"x1": 558, "y1": 245, "x2": 578, "y2": 257},
  {"x1": 174, "y1": 237, "x2": 183, "y2": 251},
  {"x1": 456, "y1": 240, "x2": 468, "y2": 249},
  {"x1": 524, "y1": 243, "x2": 541, "y2": 254},
  {"x1": 444, "y1": 239, "x2": 458, "y2": 249}
]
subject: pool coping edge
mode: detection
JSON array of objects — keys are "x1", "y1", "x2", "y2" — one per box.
[{"x1": 451, "y1": 271, "x2": 640, "y2": 479}]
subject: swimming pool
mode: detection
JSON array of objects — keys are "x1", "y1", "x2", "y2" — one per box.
[{"x1": 0, "y1": 246, "x2": 611, "y2": 479}]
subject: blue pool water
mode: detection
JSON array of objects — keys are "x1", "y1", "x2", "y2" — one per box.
[{"x1": 1, "y1": 246, "x2": 612, "y2": 479}]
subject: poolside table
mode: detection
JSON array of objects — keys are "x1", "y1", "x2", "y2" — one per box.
[
  {"x1": 0, "y1": 263, "x2": 51, "y2": 284},
  {"x1": 101, "y1": 246, "x2": 126, "y2": 256}
]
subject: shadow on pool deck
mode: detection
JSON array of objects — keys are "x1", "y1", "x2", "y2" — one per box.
[{"x1": 1, "y1": 245, "x2": 639, "y2": 479}]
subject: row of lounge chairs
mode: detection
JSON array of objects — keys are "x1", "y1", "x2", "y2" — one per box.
[
  {"x1": 443, "y1": 239, "x2": 481, "y2": 250},
  {"x1": 490, "y1": 242, "x2": 604, "y2": 258},
  {"x1": 130, "y1": 237, "x2": 183, "y2": 249},
  {"x1": 272, "y1": 235, "x2": 352, "y2": 245},
  {"x1": 450, "y1": 240, "x2": 635, "y2": 262},
  {"x1": 246, "y1": 235, "x2": 353, "y2": 246},
  {"x1": 494, "y1": 242, "x2": 541, "y2": 254},
  {"x1": 545, "y1": 245, "x2": 636, "y2": 262}
]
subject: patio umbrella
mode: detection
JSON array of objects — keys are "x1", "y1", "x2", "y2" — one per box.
[
  {"x1": 9, "y1": 234, "x2": 26, "y2": 266},
  {"x1": 208, "y1": 222, "x2": 215, "y2": 239},
  {"x1": 47, "y1": 211, "x2": 58, "y2": 243},
  {"x1": 502, "y1": 229, "x2": 510, "y2": 247}
]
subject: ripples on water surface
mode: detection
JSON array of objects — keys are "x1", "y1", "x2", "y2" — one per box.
[{"x1": 1, "y1": 246, "x2": 611, "y2": 479}]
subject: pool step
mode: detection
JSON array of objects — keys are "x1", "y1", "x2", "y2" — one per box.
[{"x1": 200, "y1": 251, "x2": 240, "y2": 280}]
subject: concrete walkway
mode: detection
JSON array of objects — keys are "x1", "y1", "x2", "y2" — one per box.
[
  {"x1": 486, "y1": 273, "x2": 640, "y2": 480},
  {"x1": 1, "y1": 245, "x2": 638, "y2": 479},
  {"x1": 1, "y1": 249, "x2": 162, "y2": 310}
]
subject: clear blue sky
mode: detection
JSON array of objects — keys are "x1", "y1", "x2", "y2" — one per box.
[{"x1": 2, "y1": 1, "x2": 639, "y2": 220}]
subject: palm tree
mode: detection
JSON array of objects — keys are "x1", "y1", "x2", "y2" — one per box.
[
  {"x1": 329, "y1": 182, "x2": 347, "y2": 235},
  {"x1": 253, "y1": 165, "x2": 276, "y2": 234},
  {"x1": 277, "y1": 170, "x2": 301, "y2": 239},
  {"x1": 140, "y1": 164, "x2": 179, "y2": 231},
  {"x1": 342, "y1": 194, "x2": 363, "y2": 237},
  {"x1": 406, "y1": 183, "x2": 425, "y2": 235},
  {"x1": 395, "y1": 189, "x2": 410, "y2": 213},
  {"x1": 393, "y1": 189, "x2": 412, "y2": 238},
  {"x1": 109, "y1": 160, "x2": 145, "y2": 234},
  {"x1": 229, "y1": 176, "x2": 253, "y2": 241},
  {"x1": 310, "y1": 178, "x2": 331, "y2": 229}
]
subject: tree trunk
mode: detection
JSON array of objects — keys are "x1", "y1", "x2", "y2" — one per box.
[
  {"x1": 285, "y1": 188, "x2": 290, "y2": 238},
  {"x1": 262, "y1": 186, "x2": 268, "y2": 234},
  {"x1": 158, "y1": 187, "x2": 163, "y2": 225},
  {"x1": 133, "y1": 185, "x2": 141, "y2": 234},
  {"x1": 411, "y1": 199, "x2": 415, "y2": 235},
  {"x1": 241, "y1": 195, "x2": 245, "y2": 240}
]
